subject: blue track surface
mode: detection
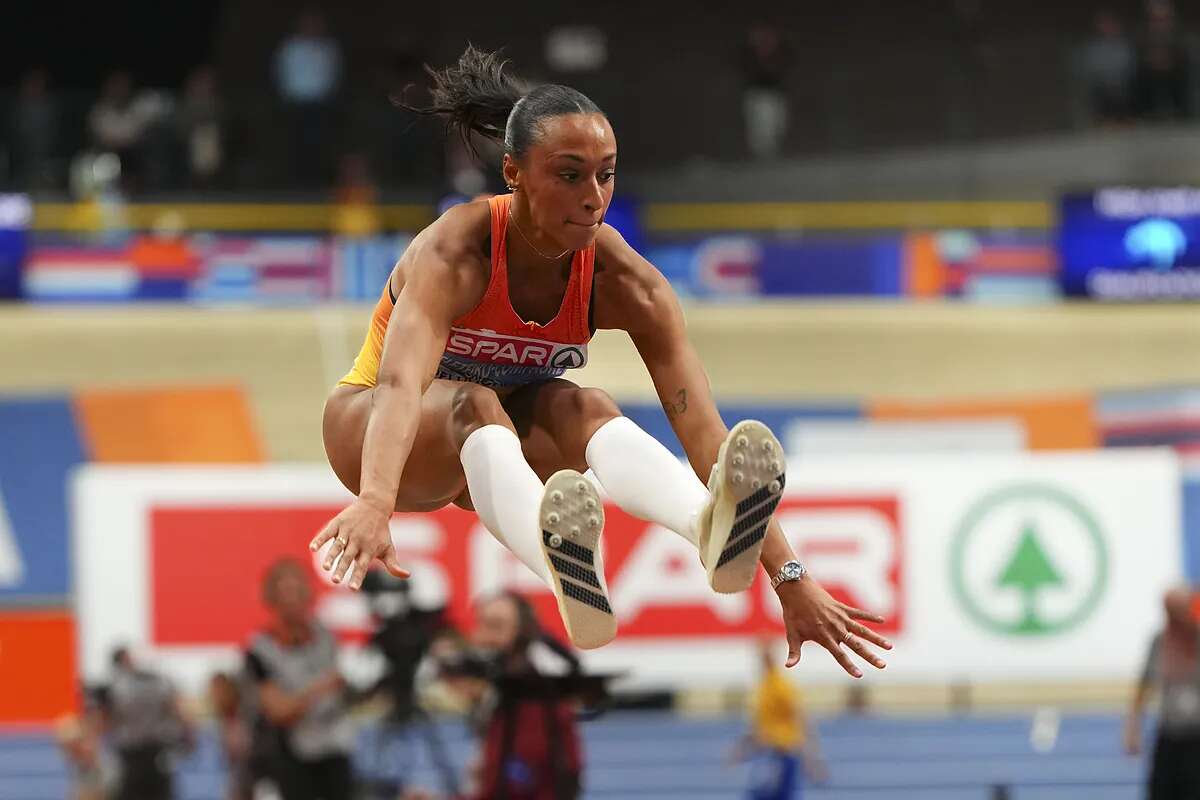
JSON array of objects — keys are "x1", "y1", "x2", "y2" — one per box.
[{"x1": 0, "y1": 711, "x2": 1148, "y2": 800}]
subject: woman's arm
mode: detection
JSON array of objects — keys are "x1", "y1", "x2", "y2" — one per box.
[
  {"x1": 595, "y1": 226, "x2": 891, "y2": 677},
  {"x1": 593, "y1": 227, "x2": 726, "y2": 479},
  {"x1": 357, "y1": 230, "x2": 480, "y2": 512},
  {"x1": 311, "y1": 203, "x2": 489, "y2": 588}
]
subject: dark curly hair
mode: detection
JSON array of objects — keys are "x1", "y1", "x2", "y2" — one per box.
[{"x1": 396, "y1": 44, "x2": 605, "y2": 161}]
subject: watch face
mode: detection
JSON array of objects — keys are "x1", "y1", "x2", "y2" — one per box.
[{"x1": 782, "y1": 562, "x2": 802, "y2": 580}]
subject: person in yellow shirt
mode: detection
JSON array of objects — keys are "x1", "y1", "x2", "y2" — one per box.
[{"x1": 732, "y1": 640, "x2": 827, "y2": 800}]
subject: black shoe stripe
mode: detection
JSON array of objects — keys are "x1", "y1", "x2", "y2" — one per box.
[
  {"x1": 715, "y1": 506, "x2": 772, "y2": 568},
  {"x1": 716, "y1": 522, "x2": 768, "y2": 569},
  {"x1": 543, "y1": 530, "x2": 594, "y2": 564},
  {"x1": 733, "y1": 491, "x2": 782, "y2": 529},
  {"x1": 733, "y1": 473, "x2": 786, "y2": 516},
  {"x1": 548, "y1": 553, "x2": 601, "y2": 589},
  {"x1": 561, "y1": 579, "x2": 613, "y2": 614},
  {"x1": 725, "y1": 497, "x2": 781, "y2": 553}
]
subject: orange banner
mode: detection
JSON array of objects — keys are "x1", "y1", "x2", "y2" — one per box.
[
  {"x1": 75, "y1": 386, "x2": 263, "y2": 463},
  {"x1": 870, "y1": 395, "x2": 1098, "y2": 450},
  {"x1": 0, "y1": 610, "x2": 77, "y2": 723}
]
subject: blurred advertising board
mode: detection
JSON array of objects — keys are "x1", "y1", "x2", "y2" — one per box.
[
  {"x1": 1060, "y1": 187, "x2": 1200, "y2": 300},
  {"x1": 646, "y1": 232, "x2": 1055, "y2": 300},
  {"x1": 0, "y1": 194, "x2": 31, "y2": 299},
  {"x1": 21, "y1": 234, "x2": 410, "y2": 303},
  {"x1": 74, "y1": 451, "x2": 1179, "y2": 690}
]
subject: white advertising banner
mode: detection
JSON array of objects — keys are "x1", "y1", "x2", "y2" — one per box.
[{"x1": 72, "y1": 450, "x2": 1181, "y2": 691}]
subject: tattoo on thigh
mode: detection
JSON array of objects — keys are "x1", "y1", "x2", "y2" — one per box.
[{"x1": 664, "y1": 388, "x2": 688, "y2": 420}]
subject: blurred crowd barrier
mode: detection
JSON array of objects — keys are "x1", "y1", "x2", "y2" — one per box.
[{"x1": 0, "y1": 197, "x2": 1063, "y2": 303}]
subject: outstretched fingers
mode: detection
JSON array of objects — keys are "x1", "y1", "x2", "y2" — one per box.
[
  {"x1": 821, "y1": 632, "x2": 863, "y2": 679},
  {"x1": 331, "y1": 542, "x2": 359, "y2": 584},
  {"x1": 348, "y1": 551, "x2": 373, "y2": 590},
  {"x1": 843, "y1": 632, "x2": 888, "y2": 670},
  {"x1": 785, "y1": 629, "x2": 802, "y2": 668},
  {"x1": 840, "y1": 602, "x2": 886, "y2": 624},
  {"x1": 380, "y1": 544, "x2": 411, "y2": 579},
  {"x1": 322, "y1": 536, "x2": 347, "y2": 572},
  {"x1": 847, "y1": 620, "x2": 893, "y2": 651},
  {"x1": 310, "y1": 520, "x2": 340, "y2": 554}
]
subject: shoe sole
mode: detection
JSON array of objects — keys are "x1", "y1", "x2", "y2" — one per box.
[
  {"x1": 704, "y1": 420, "x2": 786, "y2": 594},
  {"x1": 539, "y1": 469, "x2": 616, "y2": 650}
]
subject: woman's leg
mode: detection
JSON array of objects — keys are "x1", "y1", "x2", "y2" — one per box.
[
  {"x1": 504, "y1": 380, "x2": 710, "y2": 543},
  {"x1": 324, "y1": 380, "x2": 549, "y2": 580},
  {"x1": 504, "y1": 379, "x2": 784, "y2": 593},
  {"x1": 325, "y1": 379, "x2": 619, "y2": 652},
  {"x1": 323, "y1": 381, "x2": 471, "y2": 512}
]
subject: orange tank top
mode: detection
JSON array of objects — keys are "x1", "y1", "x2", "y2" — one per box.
[{"x1": 338, "y1": 194, "x2": 596, "y2": 389}]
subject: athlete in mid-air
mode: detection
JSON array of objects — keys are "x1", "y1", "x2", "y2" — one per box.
[{"x1": 311, "y1": 46, "x2": 890, "y2": 676}]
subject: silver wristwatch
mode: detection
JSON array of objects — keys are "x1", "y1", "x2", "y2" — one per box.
[{"x1": 770, "y1": 560, "x2": 807, "y2": 589}]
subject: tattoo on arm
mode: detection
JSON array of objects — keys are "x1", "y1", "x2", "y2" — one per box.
[{"x1": 664, "y1": 389, "x2": 688, "y2": 420}]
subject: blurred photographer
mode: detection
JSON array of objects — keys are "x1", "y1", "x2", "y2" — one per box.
[
  {"x1": 1125, "y1": 586, "x2": 1200, "y2": 799},
  {"x1": 94, "y1": 647, "x2": 194, "y2": 800},
  {"x1": 245, "y1": 558, "x2": 354, "y2": 800},
  {"x1": 358, "y1": 572, "x2": 459, "y2": 798},
  {"x1": 441, "y1": 591, "x2": 585, "y2": 800}
]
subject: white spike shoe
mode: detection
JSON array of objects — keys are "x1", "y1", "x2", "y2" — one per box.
[
  {"x1": 698, "y1": 420, "x2": 787, "y2": 594},
  {"x1": 538, "y1": 470, "x2": 616, "y2": 649}
]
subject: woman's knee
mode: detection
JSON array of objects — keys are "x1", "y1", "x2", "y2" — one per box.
[
  {"x1": 570, "y1": 387, "x2": 622, "y2": 434},
  {"x1": 449, "y1": 383, "x2": 511, "y2": 448}
]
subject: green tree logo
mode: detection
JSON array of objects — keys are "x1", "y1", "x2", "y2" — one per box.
[
  {"x1": 994, "y1": 521, "x2": 1064, "y2": 633},
  {"x1": 950, "y1": 484, "x2": 1108, "y2": 637}
]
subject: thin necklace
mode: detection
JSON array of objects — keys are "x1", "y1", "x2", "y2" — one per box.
[{"x1": 508, "y1": 208, "x2": 571, "y2": 261}]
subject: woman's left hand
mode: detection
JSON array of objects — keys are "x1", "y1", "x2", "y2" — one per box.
[{"x1": 776, "y1": 575, "x2": 892, "y2": 678}]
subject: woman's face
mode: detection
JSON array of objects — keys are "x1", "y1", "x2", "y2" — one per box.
[{"x1": 505, "y1": 112, "x2": 617, "y2": 252}]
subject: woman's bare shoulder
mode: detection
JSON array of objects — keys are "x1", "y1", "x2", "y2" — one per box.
[
  {"x1": 391, "y1": 199, "x2": 493, "y2": 301},
  {"x1": 592, "y1": 223, "x2": 676, "y2": 332}
]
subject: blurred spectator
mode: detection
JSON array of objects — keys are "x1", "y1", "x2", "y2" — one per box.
[
  {"x1": 245, "y1": 558, "x2": 354, "y2": 800},
  {"x1": 740, "y1": 23, "x2": 792, "y2": 159},
  {"x1": 55, "y1": 707, "x2": 109, "y2": 800},
  {"x1": 1079, "y1": 10, "x2": 1136, "y2": 124},
  {"x1": 446, "y1": 591, "x2": 584, "y2": 800},
  {"x1": 730, "y1": 640, "x2": 826, "y2": 800},
  {"x1": 1134, "y1": 0, "x2": 1192, "y2": 119},
  {"x1": 88, "y1": 71, "x2": 174, "y2": 191},
  {"x1": 177, "y1": 65, "x2": 226, "y2": 189},
  {"x1": 10, "y1": 68, "x2": 59, "y2": 190},
  {"x1": 209, "y1": 672, "x2": 253, "y2": 800},
  {"x1": 95, "y1": 646, "x2": 194, "y2": 800},
  {"x1": 274, "y1": 8, "x2": 342, "y2": 186},
  {"x1": 88, "y1": 72, "x2": 143, "y2": 187},
  {"x1": 1125, "y1": 586, "x2": 1200, "y2": 799},
  {"x1": 333, "y1": 152, "x2": 381, "y2": 237}
]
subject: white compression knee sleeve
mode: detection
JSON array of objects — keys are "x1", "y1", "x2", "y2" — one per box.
[
  {"x1": 459, "y1": 425, "x2": 550, "y2": 584},
  {"x1": 585, "y1": 416, "x2": 710, "y2": 546}
]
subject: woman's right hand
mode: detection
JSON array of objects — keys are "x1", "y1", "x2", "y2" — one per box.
[{"x1": 309, "y1": 498, "x2": 410, "y2": 590}]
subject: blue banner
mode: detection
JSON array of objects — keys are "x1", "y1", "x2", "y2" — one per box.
[
  {"x1": 644, "y1": 235, "x2": 904, "y2": 298},
  {"x1": 0, "y1": 195, "x2": 30, "y2": 299},
  {"x1": 1060, "y1": 188, "x2": 1200, "y2": 300},
  {"x1": 620, "y1": 401, "x2": 862, "y2": 457},
  {"x1": 0, "y1": 398, "x2": 86, "y2": 602}
]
